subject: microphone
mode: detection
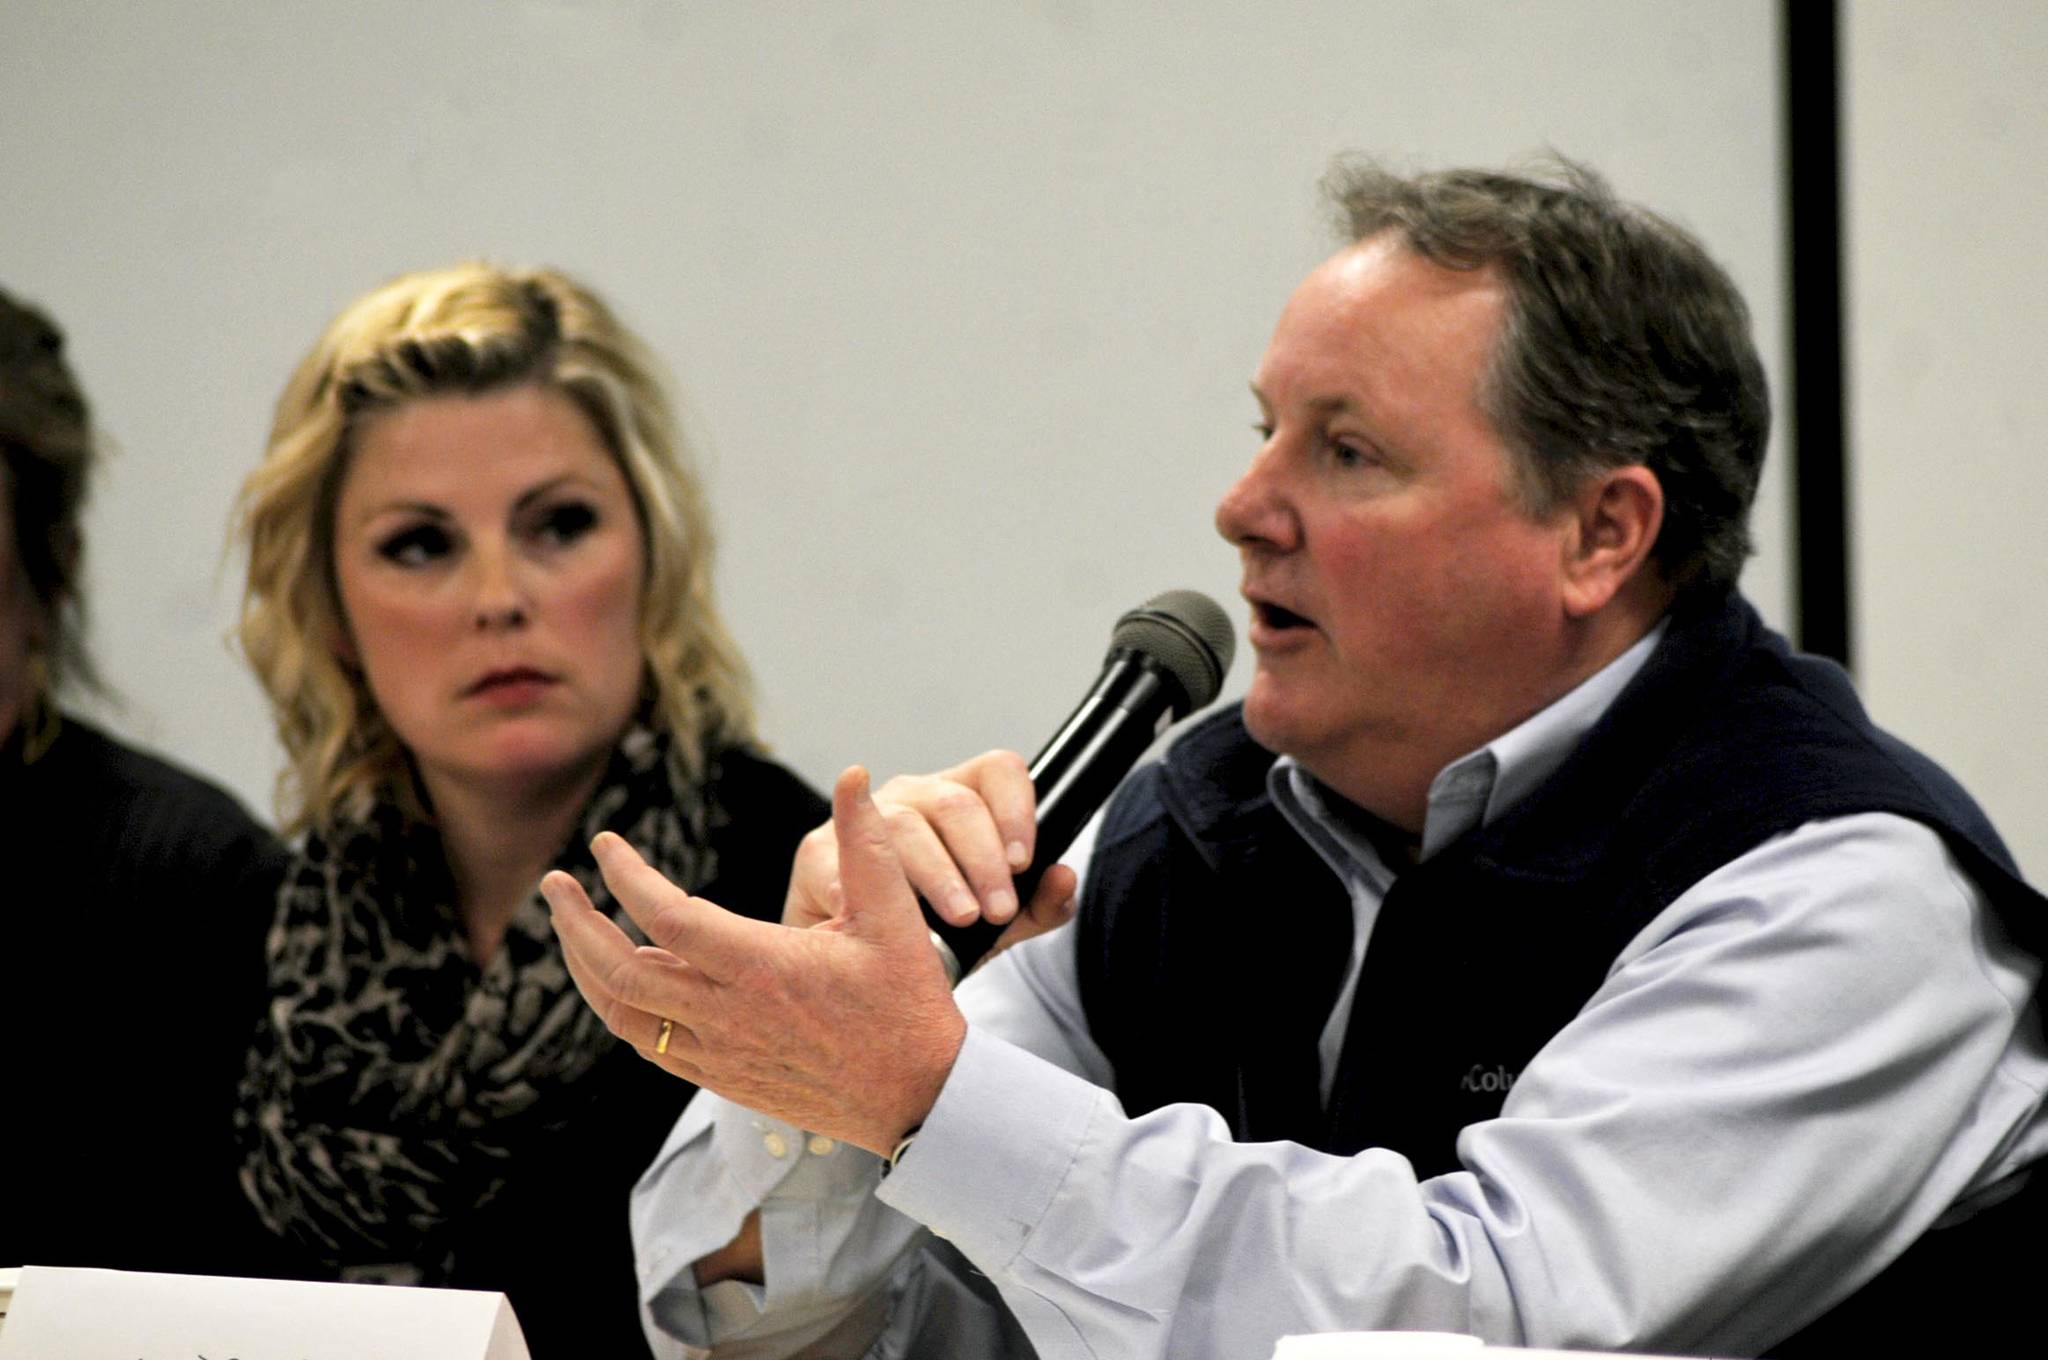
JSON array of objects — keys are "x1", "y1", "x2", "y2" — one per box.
[{"x1": 926, "y1": 589, "x2": 1235, "y2": 982}]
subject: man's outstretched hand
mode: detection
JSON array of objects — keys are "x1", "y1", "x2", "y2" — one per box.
[{"x1": 545, "y1": 766, "x2": 966, "y2": 1156}]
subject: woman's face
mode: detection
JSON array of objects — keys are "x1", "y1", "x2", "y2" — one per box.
[{"x1": 331, "y1": 384, "x2": 647, "y2": 807}]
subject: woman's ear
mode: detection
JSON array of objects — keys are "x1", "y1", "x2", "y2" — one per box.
[
  {"x1": 328, "y1": 614, "x2": 360, "y2": 669},
  {"x1": 1559, "y1": 465, "x2": 1665, "y2": 618}
]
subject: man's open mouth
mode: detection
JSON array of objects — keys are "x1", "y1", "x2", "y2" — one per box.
[{"x1": 1253, "y1": 601, "x2": 1314, "y2": 631}]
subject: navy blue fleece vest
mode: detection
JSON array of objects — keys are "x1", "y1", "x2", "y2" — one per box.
[{"x1": 1075, "y1": 590, "x2": 2042, "y2": 1354}]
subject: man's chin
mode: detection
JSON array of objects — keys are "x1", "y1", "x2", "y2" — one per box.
[
  {"x1": 1240, "y1": 688, "x2": 1370, "y2": 783},
  {"x1": 1238, "y1": 689, "x2": 1302, "y2": 759}
]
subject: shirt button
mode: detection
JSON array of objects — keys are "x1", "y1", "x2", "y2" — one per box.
[
  {"x1": 807, "y1": 1135, "x2": 836, "y2": 1156},
  {"x1": 762, "y1": 1132, "x2": 789, "y2": 1158}
]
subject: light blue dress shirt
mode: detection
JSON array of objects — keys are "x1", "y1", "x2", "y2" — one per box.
[{"x1": 631, "y1": 628, "x2": 2048, "y2": 1359}]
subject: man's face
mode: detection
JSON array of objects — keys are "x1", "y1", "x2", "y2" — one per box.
[{"x1": 1215, "y1": 234, "x2": 1580, "y2": 827}]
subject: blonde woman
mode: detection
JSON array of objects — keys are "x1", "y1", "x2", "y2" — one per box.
[{"x1": 234, "y1": 264, "x2": 824, "y2": 1356}]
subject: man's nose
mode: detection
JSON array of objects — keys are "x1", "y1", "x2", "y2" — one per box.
[{"x1": 1214, "y1": 440, "x2": 1297, "y2": 552}]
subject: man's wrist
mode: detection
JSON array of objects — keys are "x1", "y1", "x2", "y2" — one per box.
[
  {"x1": 882, "y1": 1126, "x2": 920, "y2": 1177},
  {"x1": 832, "y1": 993, "x2": 966, "y2": 1159},
  {"x1": 869, "y1": 1006, "x2": 965, "y2": 1157}
]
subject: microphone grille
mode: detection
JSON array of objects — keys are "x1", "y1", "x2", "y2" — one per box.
[{"x1": 1109, "y1": 589, "x2": 1236, "y2": 713}]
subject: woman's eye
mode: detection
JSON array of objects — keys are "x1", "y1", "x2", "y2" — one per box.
[
  {"x1": 1252, "y1": 421, "x2": 1275, "y2": 442},
  {"x1": 534, "y1": 501, "x2": 598, "y2": 546},
  {"x1": 1331, "y1": 440, "x2": 1376, "y2": 469},
  {"x1": 375, "y1": 524, "x2": 451, "y2": 566}
]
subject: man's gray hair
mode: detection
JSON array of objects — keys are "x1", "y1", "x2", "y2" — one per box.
[{"x1": 1323, "y1": 154, "x2": 1770, "y2": 598}]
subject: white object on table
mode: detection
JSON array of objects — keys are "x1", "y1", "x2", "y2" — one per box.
[
  {"x1": 0, "y1": 1265, "x2": 528, "y2": 1359},
  {"x1": 1272, "y1": 1334, "x2": 1715, "y2": 1359},
  {"x1": 1274, "y1": 1334, "x2": 1484, "y2": 1359}
]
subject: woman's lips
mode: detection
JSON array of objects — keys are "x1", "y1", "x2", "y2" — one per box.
[{"x1": 465, "y1": 668, "x2": 557, "y2": 702}]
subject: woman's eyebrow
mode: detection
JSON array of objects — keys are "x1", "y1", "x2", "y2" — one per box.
[
  {"x1": 512, "y1": 474, "x2": 584, "y2": 514},
  {"x1": 348, "y1": 498, "x2": 449, "y2": 528}
]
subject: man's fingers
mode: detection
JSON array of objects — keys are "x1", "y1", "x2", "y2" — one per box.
[
  {"x1": 543, "y1": 867, "x2": 639, "y2": 999},
  {"x1": 1023, "y1": 862, "x2": 1079, "y2": 927},
  {"x1": 831, "y1": 766, "x2": 922, "y2": 940},
  {"x1": 586, "y1": 833, "x2": 695, "y2": 946},
  {"x1": 588, "y1": 831, "x2": 771, "y2": 980},
  {"x1": 781, "y1": 824, "x2": 847, "y2": 929},
  {"x1": 634, "y1": 1018, "x2": 714, "y2": 1086},
  {"x1": 544, "y1": 865, "x2": 724, "y2": 1062},
  {"x1": 883, "y1": 801, "x2": 983, "y2": 926},
  {"x1": 907, "y1": 781, "x2": 1020, "y2": 924},
  {"x1": 975, "y1": 863, "x2": 1078, "y2": 973},
  {"x1": 544, "y1": 868, "x2": 688, "y2": 1037},
  {"x1": 872, "y1": 751, "x2": 1036, "y2": 923},
  {"x1": 640, "y1": 1011, "x2": 706, "y2": 1064},
  {"x1": 948, "y1": 749, "x2": 1038, "y2": 874}
]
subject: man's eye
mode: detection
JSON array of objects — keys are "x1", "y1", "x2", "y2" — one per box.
[
  {"x1": 535, "y1": 501, "x2": 598, "y2": 546},
  {"x1": 1252, "y1": 421, "x2": 1275, "y2": 441},
  {"x1": 375, "y1": 524, "x2": 451, "y2": 566},
  {"x1": 1331, "y1": 441, "x2": 1376, "y2": 469}
]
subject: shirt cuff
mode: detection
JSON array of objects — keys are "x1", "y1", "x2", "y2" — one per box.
[
  {"x1": 875, "y1": 1024, "x2": 1108, "y2": 1273},
  {"x1": 633, "y1": 1092, "x2": 875, "y2": 1346}
]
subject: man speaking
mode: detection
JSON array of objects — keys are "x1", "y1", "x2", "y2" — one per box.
[{"x1": 547, "y1": 156, "x2": 2046, "y2": 1358}]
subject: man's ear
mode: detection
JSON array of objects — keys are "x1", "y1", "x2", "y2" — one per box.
[{"x1": 1559, "y1": 465, "x2": 1664, "y2": 618}]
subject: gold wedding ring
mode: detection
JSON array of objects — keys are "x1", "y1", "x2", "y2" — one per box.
[{"x1": 655, "y1": 1018, "x2": 675, "y2": 1055}]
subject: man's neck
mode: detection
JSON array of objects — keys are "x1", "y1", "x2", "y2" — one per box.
[{"x1": 1316, "y1": 591, "x2": 1672, "y2": 834}]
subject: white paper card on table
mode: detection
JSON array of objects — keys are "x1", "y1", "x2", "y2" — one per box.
[
  {"x1": 0, "y1": 1265, "x2": 529, "y2": 1359},
  {"x1": 1270, "y1": 1336, "x2": 1710, "y2": 1360},
  {"x1": 1273, "y1": 1335, "x2": 1485, "y2": 1359}
]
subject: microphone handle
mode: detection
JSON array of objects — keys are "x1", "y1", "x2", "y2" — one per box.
[{"x1": 924, "y1": 654, "x2": 1179, "y2": 981}]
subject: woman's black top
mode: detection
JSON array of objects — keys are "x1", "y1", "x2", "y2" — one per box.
[{"x1": 1, "y1": 718, "x2": 286, "y2": 1276}]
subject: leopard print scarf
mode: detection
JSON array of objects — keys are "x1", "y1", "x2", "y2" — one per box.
[{"x1": 236, "y1": 724, "x2": 716, "y2": 1277}]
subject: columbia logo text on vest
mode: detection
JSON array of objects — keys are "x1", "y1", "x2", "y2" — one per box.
[{"x1": 1460, "y1": 1063, "x2": 1518, "y2": 1093}]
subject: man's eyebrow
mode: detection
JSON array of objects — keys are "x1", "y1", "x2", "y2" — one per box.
[{"x1": 1248, "y1": 381, "x2": 1360, "y2": 418}]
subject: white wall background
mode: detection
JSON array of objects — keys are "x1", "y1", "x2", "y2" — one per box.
[
  {"x1": 1846, "y1": 2, "x2": 2048, "y2": 878},
  {"x1": 2, "y1": 1, "x2": 1791, "y2": 826}
]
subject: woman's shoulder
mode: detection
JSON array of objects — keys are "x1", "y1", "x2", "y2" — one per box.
[
  {"x1": 14, "y1": 718, "x2": 284, "y2": 925},
  {"x1": 37, "y1": 718, "x2": 279, "y2": 855},
  {"x1": 45, "y1": 718, "x2": 259, "y2": 813}
]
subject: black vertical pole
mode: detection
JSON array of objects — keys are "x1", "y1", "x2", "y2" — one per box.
[{"x1": 1784, "y1": 0, "x2": 1852, "y2": 664}]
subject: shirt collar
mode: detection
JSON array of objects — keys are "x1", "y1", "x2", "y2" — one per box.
[{"x1": 1270, "y1": 617, "x2": 1669, "y2": 872}]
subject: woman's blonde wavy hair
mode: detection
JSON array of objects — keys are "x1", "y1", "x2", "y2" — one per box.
[{"x1": 236, "y1": 263, "x2": 756, "y2": 834}]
